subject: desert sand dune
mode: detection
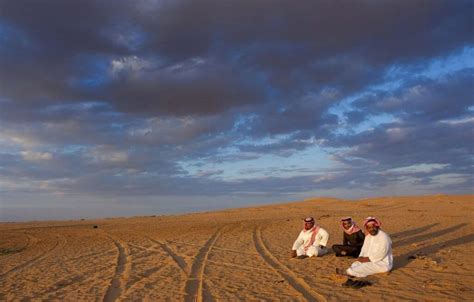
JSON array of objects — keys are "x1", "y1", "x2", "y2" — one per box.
[{"x1": 1, "y1": 195, "x2": 473, "y2": 301}]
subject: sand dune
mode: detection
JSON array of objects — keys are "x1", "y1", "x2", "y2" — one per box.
[{"x1": 1, "y1": 195, "x2": 473, "y2": 301}]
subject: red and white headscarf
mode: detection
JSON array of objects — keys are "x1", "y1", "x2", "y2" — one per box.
[
  {"x1": 363, "y1": 216, "x2": 382, "y2": 233},
  {"x1": 302, "y1": 217, "x2": 320, "y2": 251},
  {"x1": 340, "y1": 217, "x2": 361, "y2": 235}
]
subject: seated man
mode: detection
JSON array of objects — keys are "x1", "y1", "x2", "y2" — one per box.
[
  {"x1": 337, "y1": 217, "x2": 393, "y2": 277},
  {"x1": 332, "y1": 217, "x2": 365, "y2": 257},
  {"x1": 291, "y1": 217, "x2": 329, "y2": 259}
]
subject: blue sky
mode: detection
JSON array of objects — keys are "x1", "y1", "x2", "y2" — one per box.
[{"x1": 0, "y1": 0, "x2": 473, "y2": 221}]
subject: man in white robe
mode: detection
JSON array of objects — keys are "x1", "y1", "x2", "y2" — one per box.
[
  {"x1": 338, "y1": 216, "x2": 393, "y2": 277},
  {"x1": 291, "y1": 217, "x2": 329, "y2": 258}
]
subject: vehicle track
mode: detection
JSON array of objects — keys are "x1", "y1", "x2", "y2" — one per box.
[
  {"x1": 166, "y1": 239, "x2": 258, "y2": 255},
  {"x1": 0, "y1": 233, "x2": 62, "y2": 279},
  {"x1": 145, "y1": 236, "x2": 188, "y2": 274},
  {"x1": 207, "y1": 259, "x2": 274, "y2": 273},
  {"x1": 374, "y1": 201, "x2": 412, "y2": 212},
  {"x1": 184, "y1": 231, "x2": 221, "y2": 302},
  {"x1": 64, "y1": 248, "x2": 116, "y2": 264},
  {"x1": 0, "y1": 233, "x2": 33, "y2": 263},
  {"x1": 102, "y1": 237, "x2": 131, "y2": 302},
  {"x1": 253, "y1": 226, "x2": 327, "y2": 302},
  {"x1": 111, "y1": 236, "x2": 190, "y2": 299}
]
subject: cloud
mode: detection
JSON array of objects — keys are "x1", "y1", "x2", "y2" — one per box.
[
  {"x1": 350, "y1": 69, "x2": 474, "y2": 123},
  {"x1": 0, "y1": 0, "x2": 472, "y2": 218},
  {"x1": 20, "y1": 151, "x2": 53, "y2": 161},
  {"x1": 86, "y1": 146, "x2": 129, "y2": 165}
]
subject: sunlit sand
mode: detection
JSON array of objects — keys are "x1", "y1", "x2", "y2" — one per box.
[{"x1": 1, "y1": 195, "x2": 473, "y2": 301}]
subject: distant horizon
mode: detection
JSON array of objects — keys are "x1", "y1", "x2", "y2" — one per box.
[
  {"x1": 1, "y1": 1, "x2": 472, "y2": 222},
  {"x1": 2, "y1": 193, "x2": 471, "y2": 223}
]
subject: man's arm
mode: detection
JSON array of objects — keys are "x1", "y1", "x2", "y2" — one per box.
[
  {"x1": 291, "y1": 231, "x2": 304, "y2": 257},
  {"x1": 356, "y1": 231, "x2": 365, "y2": 247},
  {"x1": 316, "y1": 229, "x2": 329, "y2": 247},
  {"x1": 356, "y1": 257, "x2": 370, "y2": 263}
]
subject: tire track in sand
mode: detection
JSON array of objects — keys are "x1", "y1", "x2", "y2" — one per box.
[
  {"x1": 103, "y1": 237, "x2": 131, "y2": 302},
  {"x1": 184, "y1": 231, "x2": 221, "y2": 302},
  {"x1": 0, "y1": 233, "x2": 33, "y2": 263},
  {"x1": 0, "y1": 234, "x2": 61, "y2": 279},
  {"x1": 145, "y1": 236, "x2": 188, "y2": 274},
  {"x1": 253, "y1": 226, "x2": 327, "y2": 302},
  {"x1": 119, "y1": 238, "x2": 188, "y2": 296}
]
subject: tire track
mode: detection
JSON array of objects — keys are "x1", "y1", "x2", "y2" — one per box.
[
  {"x1": 207, "y1": 259, "x2": 274, "y2": 273},
  {"x1": 253, "y1": 226, "x2": 326, "y2": 302},
  {"x1": 0, "y1": 233, "x2": 32, "y2": 263},
  {"x1": 64, "y1": 248, "x2": 115, "y2": 264},
  {"x1": 145, "y1": 236, "x2": 188, "y2": 274},
  {"x1": 117, "y1": 237, "x2": 189, "y2": 299},
  {"x1": 166, "y1": 239, "x2": 257, "y2": 255},
  {"x1": 103, "y1": 237, "x2": 131, "y2": 302},
  {"x1": 184, "y1": 231, "x2": 221, "y2": 302},
  {"x1": 375, "y1": 201, "x2": 411, "y2": 212},
  {"x1": 0, "y1": 233, "x2": 62, "y2": 279}
]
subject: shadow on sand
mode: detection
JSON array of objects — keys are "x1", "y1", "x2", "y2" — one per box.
[
  {"x1": 393, "y1": 223, "x2": 468, "y2": 249},
  {"x1": 391, "y1": 223, "x2": 438, "y2": 239},
  {"x1": 392, "y1": 223, "x2": 473, "y2": 270}
]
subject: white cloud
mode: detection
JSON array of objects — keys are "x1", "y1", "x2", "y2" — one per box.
[
  {"x1": 384, "y1": 163, "x2": 449, "y2": 174},
  {"x1": 439, "y1": 116, "x2": 474, "y2": 125},
  {"x1": 109, "y1": 56, "x2": 155, "y2": 77},
  {"x1": 430, "y1": 173, "x2": 469, "y2": 186},
  {"x1": 21, "y1": 151, "x2": 53, "y2": 161}
]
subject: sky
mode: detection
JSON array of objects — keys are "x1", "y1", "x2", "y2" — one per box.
[{"x1": 0, "y1": 0, "x2": 473, "y2": 221}]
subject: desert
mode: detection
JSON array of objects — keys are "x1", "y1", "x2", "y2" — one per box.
[{"x1": 1, "y1": 194, "x2": 473, "y2": 301}]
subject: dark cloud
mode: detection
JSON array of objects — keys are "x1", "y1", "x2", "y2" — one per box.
[
  {"x1": 330, "y1": 120, "x2": 473, "y2": 168},
  {"x1": 1, "y1": 0, "x2": 472, "y2": 116},
  {"x1": 0, "y1": 0, "x2": 472, "y2": 218}
]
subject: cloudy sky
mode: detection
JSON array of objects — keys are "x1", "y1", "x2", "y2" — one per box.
[{"x1": 1, "y1": 0, "x2": 473, "y2": 220}]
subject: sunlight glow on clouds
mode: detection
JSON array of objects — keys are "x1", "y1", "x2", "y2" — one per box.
[
  {"x1": 0, "y1": 0, "x2": 472, "y2": 220},
  {"x1": 20, "y1": 151, "x2": 53, "y2": 161}
]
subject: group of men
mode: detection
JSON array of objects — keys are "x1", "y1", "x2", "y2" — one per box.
[{"x1": 291, "y1": 216, "x2": 393, "y2": 279}]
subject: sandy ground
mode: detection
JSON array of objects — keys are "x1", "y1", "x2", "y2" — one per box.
[{"x1": 1, "y1": 194, "x2": 473, "y2": 301}]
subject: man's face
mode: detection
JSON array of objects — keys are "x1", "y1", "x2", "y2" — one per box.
[
  {"x1": 366, "y1": 223, "x2": 379, "y2": 236},
  {"x1": 342, "y1": 220, "x2": 352, "y2": 230},
  {"x1": 304, "y1": 221, "x2": 314, "y2": 230}
]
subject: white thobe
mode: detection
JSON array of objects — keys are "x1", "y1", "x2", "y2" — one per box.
[
  {"x1": 292, "y1": 227, "x2": 329, "y2": 257},
  {"x1": 347, "y1": 230, "x2": 393, "y2": 277}
]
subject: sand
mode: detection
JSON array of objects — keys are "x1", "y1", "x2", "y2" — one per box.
[{"x1": 1, "y1": 194, "x2": 473, "y2": 301}]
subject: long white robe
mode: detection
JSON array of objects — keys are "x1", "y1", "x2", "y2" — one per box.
[
  {"x1": 347, "y1": 229, "x2": 393, "y2": 277},
  {"x1": 292, "y1": 227, "x2": 329, "y2": 257}
]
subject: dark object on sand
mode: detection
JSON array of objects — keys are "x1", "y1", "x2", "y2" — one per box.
[
  {"x1": 342, "y1": 278, "x2": 372, "y2": 289},
  {"x1": 93, "y1": 225, "x2": 98, "y2": 229},
  {"x1": 408, "y1": 252, "x2": 427, "y2": 260},
  {"x1": 296, "y1": 255, "x2": 309, "y2": 259},
  {"x1": 342, "y1": 278, "x2": 356, "y2": 287}
]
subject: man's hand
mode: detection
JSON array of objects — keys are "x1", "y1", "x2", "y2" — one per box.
[
  {"x1": 291, "y1": 250, "x2": 297, "y2": 258},
  {"x1": 356, "y1": 257, "x2": 370, "y2": 263}
]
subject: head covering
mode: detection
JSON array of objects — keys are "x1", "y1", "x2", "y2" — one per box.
[
  {"x1": 303, "y1": 217, "x2": 315, "y2": 230},
  {"x1": 340, "y1": 217, "x2": 361, "y2": 235},
  {"x1": 363, "y1": 216, "x2": 382, "y2": 232}
]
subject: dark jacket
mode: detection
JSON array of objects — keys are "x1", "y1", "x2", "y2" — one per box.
[{"x1": 342, "y1": 230, "x2": 365, "y2": 247}]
